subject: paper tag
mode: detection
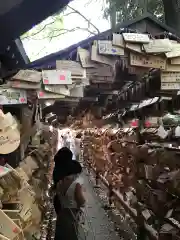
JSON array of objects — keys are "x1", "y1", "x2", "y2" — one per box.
[{"x1": 157, "y1": 126, "x2": 168, "y2": 139}]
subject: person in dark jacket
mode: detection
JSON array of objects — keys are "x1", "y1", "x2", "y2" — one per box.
[
  {"x1": 53, "y1": 147, "x2": 73, "y2": 186},
  {"x1": 54, "y1": 162, "x2": 84, "y2": 240},
  {"x1": 52, "y1": 147, "x2": 82, "y2": 214}
]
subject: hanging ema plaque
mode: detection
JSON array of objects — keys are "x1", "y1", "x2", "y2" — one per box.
[{"x1": 0, "y1": 87, "x2": 27, "y2": 105}]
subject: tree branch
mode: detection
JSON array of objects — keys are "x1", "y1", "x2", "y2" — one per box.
[
  {"x1": 21, "y1": 20, "x2": 56, "y2": 39},
  {"x1": 67, "y1": 5, "x2": 100, "y2": 34},
  {"x1": 26, "y1": 27, "x2": 97, "y2": 41}
]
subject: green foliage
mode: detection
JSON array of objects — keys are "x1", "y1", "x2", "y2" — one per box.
[
  {"x1": 21, "y1": 14, "x2": 64, "y2": 40},
  {"x1": 104, "y1": 0, "x2": 164, "y2": 24}
]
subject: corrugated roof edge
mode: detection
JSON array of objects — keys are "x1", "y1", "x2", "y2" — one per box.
[{"x1": 27, "y1": 13, "x2": 177, "y2": 69}]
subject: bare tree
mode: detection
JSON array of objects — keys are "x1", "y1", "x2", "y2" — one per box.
[{"x1": 21, "y1": 6, "x2": 100, "y2": 41}]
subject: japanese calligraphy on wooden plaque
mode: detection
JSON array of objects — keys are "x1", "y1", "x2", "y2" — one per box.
[
  {"x1": 165, "y1": 43, "x2": 180, "y2": 58},
  {"x1": 161, "y1": 83, "x2": 180, "y2": 90},
  {"x1": 91, "y1": 42, "x2": 115, "y2": 66},
  {"x1": 161, "y1": 72, "x2": 180, "y2": 83},
  {"x1": 12, "y1": 70, "x2": 42, "y2": 83},
  {"x1": 98, "y1": 40, "x2": 124, "y2": 56},
  {"x1": 143, "y1": 39, "x2": 172, "y2": 53},
  {"x1": 130, "y1": 52, "x2": 166, "y2": 69},
  {"x1": 122, "y1": 33, "x2": 150, "y2": 43},
  {"x1": 56, "y1": 60, "x2": 84, "y2": 76}
]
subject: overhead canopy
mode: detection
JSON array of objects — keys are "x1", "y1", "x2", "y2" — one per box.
[{"x1": 0, "y1": 0, "x2": 72, "y2": 51}]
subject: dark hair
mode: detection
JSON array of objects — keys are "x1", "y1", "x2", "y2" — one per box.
[
  {"x1": 54, "y1": 147, "x2": 73, "y2": 163},
  {"x1": 64, "y1": 160, "x2": 82, "y2": 177},
  {"x1": 53, "y1": 160, "x2": 82, "y2": 185},
  {"x1": 76, "y1": 133, "x2": 82, "y2": 138}
]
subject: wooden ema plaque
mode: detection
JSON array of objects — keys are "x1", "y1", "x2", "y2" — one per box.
[
  {"x1": 161, "y1": 72, "x2": 180, "y2": 83},
  {"x1": 56, "y1": 60, "x2": 85, "y2": 77},
  {"x1": 112, "y1": 34, "x2": 125, "y2": 47},
  {"x1": 12, "y1": 70, "x2": 41, "y2": 83},
  {"x1": 126, "y1": 43, "x2": 142, "y2": 53},
  {"x1": 9, "y1": 81, "x2": 40, "y2": 89},
  {"x1": 165, "y1": 43, "x2": 180, "y2": 58},
  {"x1": 161, "y1": 83, "x2": 180, "y2": 90},
  {"x1": 42, "y1": 70, "x2": 72, "y2": 85},
  {"x1": 0, "y1": 209, "x2": 22, "y2": 239},
  {"x1": 44, "y1": 85, "x2": 70, "y2": 96},
  {"x1": 78, "y1": 47, "x2": 99, "y2": 68},
  {"x1": 165, "y1": 64, "x2": 180, "y2": 72},
  {"x1": 171, "y1": 57, "x2": 180, "y2": 65},
  {"x1": 130, "y1": 52, "x2": 166, "y2": 69},
  {"x1": 143, "y1": 39, "x2": 172, "y2": 54},
  {"x1": 122, "y1": 33, "x2": 150, "y2": 43},
  {"x1": 37, "y1": 90, "x2": 65, "y2": 99},
  {"x1": 98, "y1": 40, "x2": 124, "y2": 56},
  {"x1": 91, "y1": 41, "x2": 115, "y2": 66}
]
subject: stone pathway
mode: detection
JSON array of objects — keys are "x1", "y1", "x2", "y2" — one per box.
[{"x1": 81, "y1": 171, "x2": 120, "y2": 240}]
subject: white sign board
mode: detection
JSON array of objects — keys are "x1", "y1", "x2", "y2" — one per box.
[
  {"x1": 0, "y1": 88, "x2": 27, "y2": 105},
  {"x1": 42, "y1": 70, "x2": 72, "y2": 85}
]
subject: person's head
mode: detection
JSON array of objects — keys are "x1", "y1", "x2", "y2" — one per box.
[
  {"x1": 76, "y1": 133, "x2": 82, "y2": 139},
  {"x1": 54, "y1": 160, "x2": 82, "y2": 184},
  {"x1": 65, "y1": 161, "x2": 82, "y2": 177},
  {"x1": 54, "y1": 147, "x2": 73, "y2": 164}
]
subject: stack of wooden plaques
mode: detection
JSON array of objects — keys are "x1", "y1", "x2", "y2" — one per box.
[
  {"x1": 78, "y1": 33, "x2": 180, "y2": 93},
  {"x1": 0, "y1": 137, "x2": 52, "y2": 240},
  {"x1": 83, "y1": 126, "x2": 180, "y2": 239},
  {"x1": 4, "y1": 67, "x2": 90, "y2": 102}
]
